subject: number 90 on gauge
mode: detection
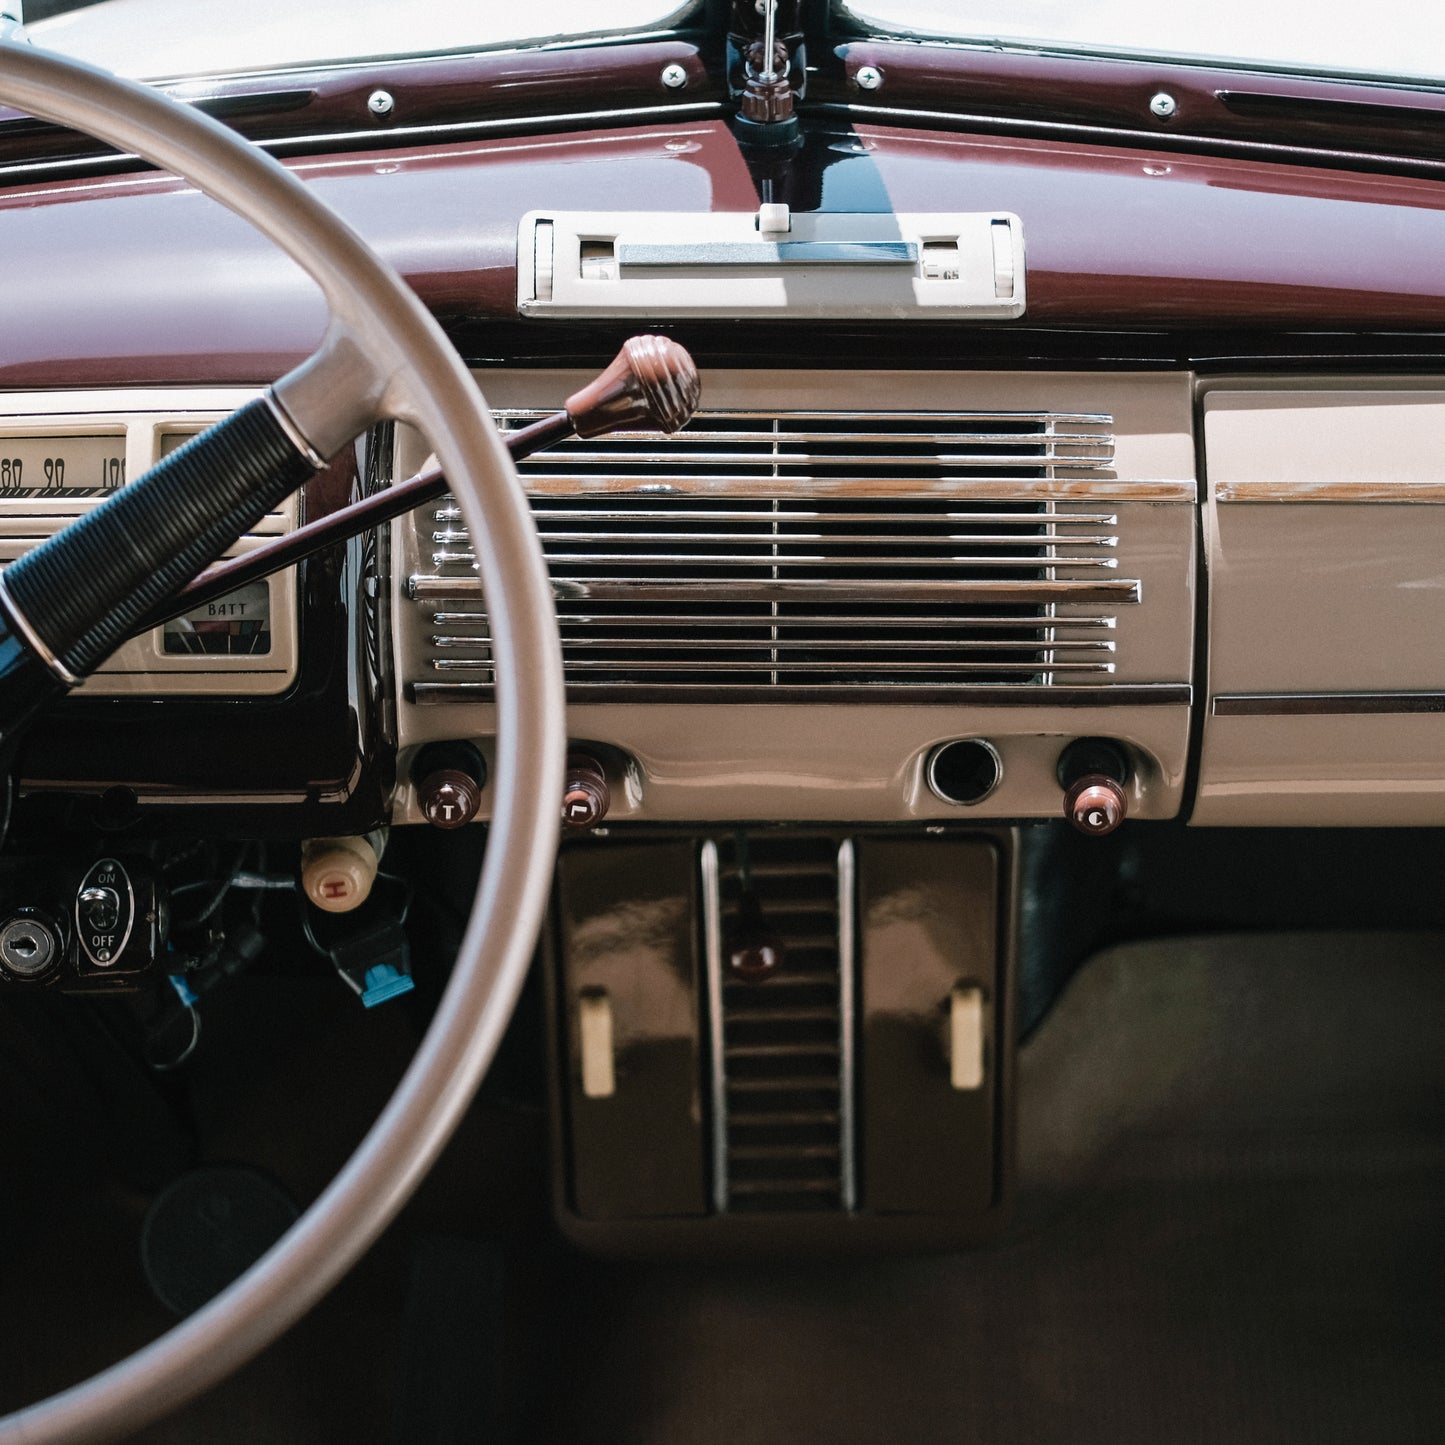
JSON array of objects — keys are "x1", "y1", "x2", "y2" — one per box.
[{"x1": 0, "y1": 434, "x2": 126, "y2": 495}]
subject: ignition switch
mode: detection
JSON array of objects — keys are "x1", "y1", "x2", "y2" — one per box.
[{"x1": 0, "y1": 910, "x2": 62, "y2": 980}]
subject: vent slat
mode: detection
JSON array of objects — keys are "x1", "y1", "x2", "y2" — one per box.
[
  {"x1": 437, "y1": 506, "x2": 1120, "y2": 525},
  {"x1": 433, "y1": 611, "x2": 1116, "y2": 631},
  {"x1": 433, "y1": 659, "x2": 1115, "y2": 675},
  {"x1": 434, "y1": 551, "x2": 1119, "y2": 570},
  {"x1": 431, "y1": 635, "x2": 1115, "y2": 654}
]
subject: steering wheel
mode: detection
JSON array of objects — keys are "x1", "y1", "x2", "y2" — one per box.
[{"x1": 0, "y1": 39, "x2": 565, "y2": 1445}]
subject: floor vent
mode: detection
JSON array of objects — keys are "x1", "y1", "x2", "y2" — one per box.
[{"x1": 703, "y1": 835, "x2": 856, "y2": 1214}]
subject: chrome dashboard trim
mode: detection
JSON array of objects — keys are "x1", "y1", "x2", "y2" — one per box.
[
  {"x1": 409, "y1": 576, "x2": 1144, "y2": 606},
  {"x1": 409, "y1": 681, "x2": 1194, "y2": 706},
  {"x1": 700, "y1": 838, "x2": 729, "y2": 1216},
  {"x1": 836, "y1": 838, "x2": 858, "y2": 1215},
  {"x1": 1213, "y1": 692, "x2": 1445, "y2": 716}
]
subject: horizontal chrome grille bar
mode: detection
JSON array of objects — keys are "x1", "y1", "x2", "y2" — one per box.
[
  {"x1": 519, "y1": 450, "x2": 1113, "y2": 469},
  {"x1": 428, "y1": 635, "x2": 1116, "y2": 653},
  {"x1": 411, "y1": 682, "x2": 1193, "y2": 706},
  {"x1": 430, "y1": 658, "x2": 1114, "y2": 674},
  {"x1": 435, "y1": 507, "x2": 1121, "y2": 525},
  {"x1": 430, "y1": 611, "x2": 1117, "y2": 630},
  {"x1": 436, "y1": 529, "x2": 1117, "y2": 548},
  {"x1": 493, "y1": 408, "x2": 1114, "y2": 429},
  {"x1": 431, "y1": 551, "x2": 1119, "y2": 570},
  {"x1": 410, "y1": 575, "x2": 1141, "y2": 605}
]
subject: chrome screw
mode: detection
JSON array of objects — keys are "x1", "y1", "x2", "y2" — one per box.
[
  {"x1": 660, "y1": 63, "x2": 688, "y2": 90},
  {"x1": 367, "y1": 89, "x2": 395, "y2": 117},
  {"x1": 1149, "y1": 91, "x2": 1177, "y2": 119},
  {"x1": 855, "y1": 65, "x2": 884, "y2": 91}
]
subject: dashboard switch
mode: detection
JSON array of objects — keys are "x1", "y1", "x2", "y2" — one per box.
[
  {"x1": 301, "y1": 835, "x2": 380, "y2": 913},
  {"x1": 562, "y1": 753, "x2": 610, "y2": 830},
  {"x1": 1058, "y1": 738, "x2": 1131, "y2": 837},
  {"x1": 75, "y1": 858, "x2": 135, "y2": 967},
  {"x1": 1064, "y1": 775, "x2": 1128, "y2": 836},
  {"x1": 412, "y1": 740, "x2": 486, "y2": 830}
]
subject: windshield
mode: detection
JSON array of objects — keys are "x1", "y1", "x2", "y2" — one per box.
[
  {"x1": 841, "y1": 1, "x2": 1445, "y2": 87},
  {"x1": 25, "y1": 0, "x2": 697, "y2": 80}
]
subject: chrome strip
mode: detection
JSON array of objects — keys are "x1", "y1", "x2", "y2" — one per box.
[
  {"x1": 1213, "y1": 691, "x2": 1445, "y2": 716},
  {"x1": 836, "y1": 838, "x2": 858, "y2": 1215},
  {"x1": 409, "y1": 681, "x2": 1194, "y2": 706},
  {"x1": 0, "y1": 578, "x2": 79, "y2": 686},
  {"x1": 503, "y1": 476, "x2": 1185, "y2": 500},
  {"x1": 431, "y1": 657, "x2": 1115, "y2": 674},
  {"x1": 440, "y1": 507, "x2": 1122, "y2": 525},
  {"x1": 428, "y1": 635, "x2": 1116, "y2": 653},
  {"x1": 522, "y1": 450, "x2": 1114, "y2": 468},
  {"x1": 434, "y1": 611, "x2": 1118, "y2": 631},
  {"x1": 700, "y1": 839, "x2": 729, "y2": 1216},
  {"x1": 433, "y1": 551, "x2": 1120, "y2": 571},
  {"x1": 257, "y1": 102, "x2": 723, "y2": 155},
  {"x1": 0, "y1": 104, "x2": 725, "y2": 183},
  {"x1": 410, "y1": 575, "x2": 1144, "y2": 605},
  {"x1": 816, "y1": 100, "x2": 1445, "y2": 180},
  {"x1": 1215, "y1": 480, "x2": 1445, "y2": 503},
  {"x1": 459, "y1": 529, "x2": 1119, "y2": 547}
]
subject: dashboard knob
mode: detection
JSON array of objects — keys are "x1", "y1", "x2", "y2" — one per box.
[
  {"x1": 411, "y1": 740, "x2": 486, "y2": 830},
  {"x1": 562, "y1": 753, "x2": 610, "y2": 831},
  {"x1": 1063, "y1": 774, "x2": 1127, "y2": 836},
  {"x1": 418, "y1": 769, "x2": 481, "y2": 830},
  {"x1": 301, "y1": 835, "x2": 380, "y2": 913}
]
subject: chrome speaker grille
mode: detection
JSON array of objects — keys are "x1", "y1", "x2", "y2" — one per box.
[{"x1": 407, "y1": 409, "x2": 1134, "y2": 702}]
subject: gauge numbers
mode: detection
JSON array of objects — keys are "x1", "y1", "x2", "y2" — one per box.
[{"x1": 0, "y1": 434, "x2": 126, "y2": 496}]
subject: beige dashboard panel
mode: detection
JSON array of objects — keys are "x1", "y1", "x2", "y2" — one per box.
[
  {"x1": 0, "y1": 387, "x2": 300, "y2": 696},
  {"x1": 393, "y1": 369, "x2": 1197, "y2": 824},
  {"x1": 1196, "y1": 380, "x2": 1445, "y2": 825}
]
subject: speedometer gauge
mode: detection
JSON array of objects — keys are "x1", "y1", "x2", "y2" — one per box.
[{"x1": 0, "y1": 434, "x2": 126, "y2": 495}]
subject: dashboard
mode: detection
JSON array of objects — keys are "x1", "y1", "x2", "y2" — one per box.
[{"x1": 4, "y1": 18, "x2": 1445, "y2": 1253}]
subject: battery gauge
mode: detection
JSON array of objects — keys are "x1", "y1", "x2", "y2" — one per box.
[{"x1": 162, "y1": 580, "x2": 271, "y2": 656}]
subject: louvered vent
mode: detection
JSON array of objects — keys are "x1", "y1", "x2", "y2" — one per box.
[
  {"x1": 408, "y1": 409, "x2": 1134, "y2": 702},
  {"x1": 703, "y1": 836, "x2": 855, "y2": 1214}
]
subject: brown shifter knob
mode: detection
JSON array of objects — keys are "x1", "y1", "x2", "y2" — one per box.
[
  {"x1": 1064, "y1": 774, "x2": 1127, "y2": 836},
  {"x1": 564, "y1": 335, "x2": 701, "y2": 438},
  {"x1": 562, "y1": 753, "x2": 610, "y2": 831}
]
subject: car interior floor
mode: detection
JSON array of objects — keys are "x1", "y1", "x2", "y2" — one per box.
[{"x1": 4, "y1": 909, "x2": 1443, "y2": 1443}]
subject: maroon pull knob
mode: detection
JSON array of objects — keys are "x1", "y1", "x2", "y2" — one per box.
[
  {"x1": 1064, "y1": 774, "x2": 1127, "y2": 836},
  {"x1": 562, "y1": 753, "x2": 610, "y2": 831},
  {"x1": 563, "y1": 335, "x2": 700, "y2": 439},
  {"x1": 419, "y1": 768, "x2": 481, "y2": 829}
]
